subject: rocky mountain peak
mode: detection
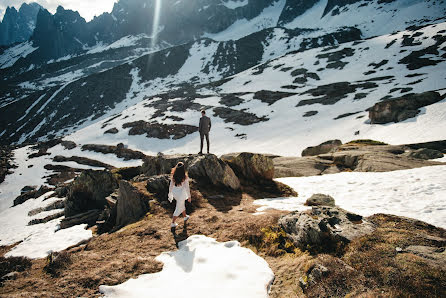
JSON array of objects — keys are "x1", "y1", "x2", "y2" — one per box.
[{"x1": 0, "y1": 2, "x2": 42, "y2": 46}]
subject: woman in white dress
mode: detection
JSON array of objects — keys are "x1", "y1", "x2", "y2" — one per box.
[{"x1": 168, "y1": 162, "x2": 191, "y2": 228}]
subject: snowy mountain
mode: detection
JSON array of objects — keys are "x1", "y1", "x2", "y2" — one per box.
[
  {"x1": 0, "y1": 0, "x2": 445, "y2": 147},
  {"x1": 1, "y1": 1, "x2": 446, "y2": 295},
  {"x1": 0, "y1": 3, "x2": 42, "y2": 46}
]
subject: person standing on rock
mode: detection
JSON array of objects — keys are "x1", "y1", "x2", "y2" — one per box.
[
  {"x1": 168, "y1": 162, "x2": 191, "y2": 228},
  {"x1": 199, "y1": 110, "x2": 211, "y2": 154}
]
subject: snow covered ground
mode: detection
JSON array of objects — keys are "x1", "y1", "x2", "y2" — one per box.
[
  {"x1": 0, "y1": 191, "x2": 92, "y2": 259},
  {"x1": 255, "y1": 165, "x2": 446, "y2": 229},
  {"x1": 0, "y1": 142, "x2": 143, "y2": 259},
  {"x1": 99, "y1": 235, "x2": 274, "y2": 298},
  {"x1": 61, "y1": 21, "x2": 446, "y2": 158},
  {"x1": 283, "y1": 0, "x2": 446, "y2": 38}
]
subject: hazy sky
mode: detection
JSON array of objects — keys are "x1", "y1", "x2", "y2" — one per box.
[{"x1": 0, "y1": 0, "x2": 117, "y2": 22}]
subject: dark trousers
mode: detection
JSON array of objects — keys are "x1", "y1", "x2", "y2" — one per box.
[{"x1": 200, "y1": 132, "x2": 210, "y2": 153}]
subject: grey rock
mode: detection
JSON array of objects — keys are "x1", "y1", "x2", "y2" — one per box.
[
  {"x1": 279, "y1": 206, "x2": 375, "y2": 253},
  {"x1": 60, "y1": 209, "x2": 102, "y2": 229},
  {"x1": 300, "y1": 263, "x2": 329, "y2": 290},
  {"x1": 65, "y1": 170, "x2": 118, "y2": 217},
  {"x1": 14, "y1": 185, "x2": 54, "y2": 206},
  {"x1": 104, "y1": 127, "x2": 119, "y2": 134},
  {"x1": 141, "y1": 154, "x2": 240, "y2": 190},
  {"x1": 115, "y1": 180, "x2": 150, "y2": 228},
  {"x1": 305, "y1": 194, "x2": 335, "y2": 207},
  {"x1": 302, "y1": 140, "x2": 342, "y2": 156},
  {"x1": 221, "y1": 152, "x2": 274, "y2": 182},
  {"x1": 60, "y1": 141, "x2": 77, "y2": 150},
  {"x1": 146, "y1": 175, "x2": 170, "y2": 200},
  {"x1": 369, "y1": 91, "x2": 443, "y2": 124},
  {"x1": 408, "y1": 148, "x2": 443, "y2": 160}
]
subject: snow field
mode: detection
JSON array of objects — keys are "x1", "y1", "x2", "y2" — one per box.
[
  {"x1": 255, "y1": 165, "x2": 446, "y2": 229},
  {"x1": 0, "y1": 190, "x2": 92, "y2": 259}
]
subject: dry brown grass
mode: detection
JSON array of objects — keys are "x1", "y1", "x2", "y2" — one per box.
[
  {"x1": 343, "y1": 214, "x2": 446, "y2": 297},
  {"x1": 0, "y1": 180, "x2": 298, "y2": 297},
  {"x1": 1, "y1": 181, "x2": 444, "y2": 297}
]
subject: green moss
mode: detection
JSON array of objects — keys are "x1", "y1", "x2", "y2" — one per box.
[{"x1": 347, "y1": 139, "x2": 388, "y2": 145}]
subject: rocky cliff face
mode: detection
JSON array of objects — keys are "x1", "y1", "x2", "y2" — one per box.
[{"x1": 0, "y1": 3, "x2": 42, "y2": 46}]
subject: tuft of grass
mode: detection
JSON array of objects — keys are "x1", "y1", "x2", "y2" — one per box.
[
  {"x1": 347, "y1": 139, "x2": 388, "y2": 146},
  {"x1": 0, "y1": 256, "x2": 32, "y2": 285},
  {"x1": 43, "y1": 251, "x2": 72, "y2": 277}
]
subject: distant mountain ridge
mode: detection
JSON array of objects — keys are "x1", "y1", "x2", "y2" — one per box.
[{"x1": 0, "y1": 2, "x2": 42, "y2": 46}]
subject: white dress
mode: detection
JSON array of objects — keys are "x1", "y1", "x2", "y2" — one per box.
[{"x1": 168, "y1": 177, "x2": 191, "y2": 216}]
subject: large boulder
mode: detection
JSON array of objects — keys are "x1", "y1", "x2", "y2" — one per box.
[
  {"x1": 368, "y1": 91, "x2": 443, "y2": 124},
  {"x1": 407, "y1": 148, "x2": 444, "y2": 160},
  {"x1": 301, "y1": 140, "x2": 342, "y2": 156},
  {"x1": 220, "y1": 152, "x2": 274, "y2": 182},
  {"x1": 305, "y1": 194, "x2": 335, "y2": 207},
  {"x1": 188, "y1": 154, "x2": 240, "y2": 190},
  {"x1": 141, "y1": 154, "x2": 240, "y2": 190},
  {"x1": 145, "y1": 174, "x2": 170, "y2": 199},
  {"x1": 273, "y1": 156, "x2": 337, "y2": 178},
  {"x1": 279, "y1": 206, "x2": 375, "y2": 253},
  {"x1": 115, "y1": 180, "x2": 150, "y2": 228},
  {"x1": 65, "y1": 170, "x2": 118, "y2": 217}
]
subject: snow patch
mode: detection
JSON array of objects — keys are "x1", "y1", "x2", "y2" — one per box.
[
  {"x1": 0, "y1": 41, "x2": 37, "y2": 69},
  {"x1": 99, "y1": 235, "x2": 274, "y2": 297},
  {"x1": 222, "y1": 0, "x2": 249, "y2": 10},
  {"x1": 205, "y1": 0, "x2": 286, "y2": 41}
]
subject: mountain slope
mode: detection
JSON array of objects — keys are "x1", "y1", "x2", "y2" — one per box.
[{"x1": 64, "y1": 21, "x2": 446, "y2": 156}]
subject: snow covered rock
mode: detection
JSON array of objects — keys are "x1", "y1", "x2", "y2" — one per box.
[
  {"x1": 305, "y1": 194, "x2": 335, "y2": 207},
  {"x1": 99, "y1": 235, "x2": 274, "y2": 298},
  {"x1": 279, "y1": 206, "x2": 375, "y2": 253},
  {"x1": 221, "y1": 152, "x2": 274, "y2": 182}
]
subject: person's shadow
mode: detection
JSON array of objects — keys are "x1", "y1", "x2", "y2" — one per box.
[{"x1": 171, "y1": 222, "x2": 189, "y2": 248}]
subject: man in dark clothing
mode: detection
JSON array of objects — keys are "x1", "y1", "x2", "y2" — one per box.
[{"x1": 199, "y1": 110, "x2": 211, "y2": 154}]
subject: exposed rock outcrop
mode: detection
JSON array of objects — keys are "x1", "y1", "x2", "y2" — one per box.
[
  {"x1": 142, "y1": 154, "x2": 240, "y2": 190},
  {"x1": 115, "y1": 180, "x2": 150, "y2": 228},
  {"x1": 64, "y1": 170, "x2": 118, "y2": 218},
  {"x1": 221, "y1": 152, "x2": 274, "y2": 182},
  {"x1": 122, "y1": 121, "x2": 198, "y2": 140},
  {"x1": 13, "y1": 185, "x2": 54, "y2": 206},
  {"x1": 145, "y1": 175, "x2": 170, "y2": 200},
  {"x1": 274, "y1": 143, "x2": 444, "y2": 178},
  {"x1": 53, "y1": 155, "x2": 113, "y2": 169},
  {"x1": 81, "y1": 143, "x2": 147, "y2": 160},
  {"x1": 0, "y1": 145, "x2": 16, "y2": 184},
  {"x1": 368, "y1": 91, "x2": 443, "y2": 124},
  {"x1": 302, "y1": 140, "x2": 342, "y2": 156},
  {"x1": 407, "y1": 148, "x2": 444, "y2": 160},
  {"x1": 60, "y1": 209, "x2": 102, "y2": 229},
  {"x1": 279, "y1": 205, "x2": 375, "y2": 253}
]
